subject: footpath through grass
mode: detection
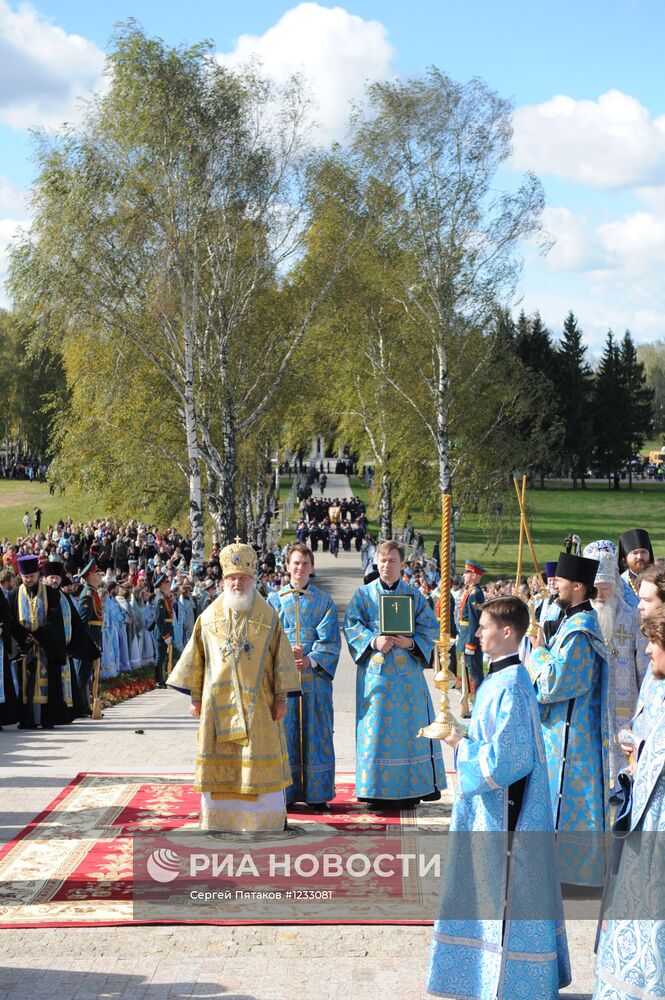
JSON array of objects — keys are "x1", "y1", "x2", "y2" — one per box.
[{"x1": 351, "y1": 477, "x2": 665, "y2": 579}]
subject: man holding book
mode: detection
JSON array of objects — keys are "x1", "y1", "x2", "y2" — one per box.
[{"x1": 343, "y1": 539, "x2": 445, "y2": 809}]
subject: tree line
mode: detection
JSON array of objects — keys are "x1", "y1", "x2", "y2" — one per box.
[
  {"x1": 501, "y1": 309, "x2": 653, "y2": 489},
  {"x1": 2, "y1": 22, "x2": 657, "y2": 556}
]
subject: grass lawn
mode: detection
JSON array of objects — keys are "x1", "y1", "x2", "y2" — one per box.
[
  {"x1": 0, "y1": 481, "x2": 109, "y2": 543},
  {"x1": 351, "y1": 477, "x2": 665, "y2": 579},
  {"x1": 4, "y1": 476, "x2": 664, "y2": 581},
  {"x1": 0, "y1": 477, "x2": 297, "y2": 548}
]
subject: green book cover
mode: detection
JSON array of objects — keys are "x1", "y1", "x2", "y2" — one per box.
[{"x1": 379, "y1": 594, "x2": 414, "y2": 635}]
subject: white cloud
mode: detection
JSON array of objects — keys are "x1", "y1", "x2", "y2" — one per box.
[
  {"x1": 512, "y1": 90, "x2": 665, "y2": 189},
  {"x1": 526, "y1": 199, "x2": 665, "y2": 346},
  {"x1": 216, "y1": 2, "x2": 394, "y2": 141},
  {"x1": 0, "y1": 175, "x2": 29, "y2": 307},
  {"x1": 540, "y1": 205, "x2": 610, "y2": 272},
  {"x1": 598, "y1": 210, "x2": 665, "y2": 274},
  {"x1": 0, "y1": 0, "x2": 105, "y2": 129},
  {"x1": 0, "y1": 175, "x2": 27, "y2": 217}
]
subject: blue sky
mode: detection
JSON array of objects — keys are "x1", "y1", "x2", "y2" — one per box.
[{"x1": 1, "y1": 0, "x2": 665, "y2": 347}]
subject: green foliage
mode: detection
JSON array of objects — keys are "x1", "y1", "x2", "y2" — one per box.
[
  {"x1": 0, "y1": 310, "x2": 66, "y2": 457},
  {"x1": 637, "y1": 340, "x2": 665, "y2": 434},
  {"x1": 555, "y1": 311, "x2": 594, "y2": 485}
]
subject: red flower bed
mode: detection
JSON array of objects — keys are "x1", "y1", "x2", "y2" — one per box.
[{"x1": 101, "y1": 669, "x2": 156, "y2": 708}]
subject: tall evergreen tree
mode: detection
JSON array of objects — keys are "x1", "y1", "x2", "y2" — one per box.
[
  {"x1": 512, "y1": 311, "x2": 561, "y2": 486},
  {"x1": 620, "y1": 330, "x2": 654, "y2": 487},
  {"x1": 515, "y1": 311, "x2": 556, "y2": 373},
  {"x1": 593, "y1": 332, "x2": 625, "y2": 488},
  {"x1": 555, "y1": 311, "x2": 594, "y2": 488}
]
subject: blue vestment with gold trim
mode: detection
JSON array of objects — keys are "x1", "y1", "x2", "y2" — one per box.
[
  {"x1": 268, "y1": 583, "x2": 340, "y2": 804},
  {"x1": 427, "y1": 661, "x2": 571, "y2": 999},
  {"x1": 593, "y1": 674, "x2": 665, "y2": 999},
  {"x1": 528, "y1": 606, "x2": 610, "y2": 885},
  {"x1": 343, "y1": 578, "x2": 445, "y2": 801}
]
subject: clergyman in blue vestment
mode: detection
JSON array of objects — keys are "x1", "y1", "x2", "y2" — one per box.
[
  {"x1": 593, "y1": 607, "x2": 665, "y2": 1000},
  {"x1": 268, "y1": 543, "x2": 341, "y2": 809},
  {"x1": 343, "y1": 540, "x2": 445, "y2": 808},
  {"x1": 428, "y1": 595, "x2": 571, "y2": 1000},
  {"x1": 527, "y1": 550, "x2": 611, "y2": 886}
]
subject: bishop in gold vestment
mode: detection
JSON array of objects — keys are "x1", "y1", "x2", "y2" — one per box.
[{"x1": 167, "y1": 541, "x2": 300, "y2": 833}]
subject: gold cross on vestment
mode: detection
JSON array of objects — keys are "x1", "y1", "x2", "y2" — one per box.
[
  {"x1": 614, "y1": 624, "x2": 631, "y2": 646},
  {"x1": 248, "y1": 616, "x2": 272, "y2": 632},
  {"x1": 204, "y1": 613, "x2": 228, "y2": 634}
]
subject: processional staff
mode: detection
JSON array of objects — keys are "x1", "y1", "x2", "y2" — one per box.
[
  {"x1": 512, "y1": 474, "x2": 548, "y2": 638},
  {"x1": 285, "y1": 586, "x2": 307, "y2": 793},
  {"x1": 417, "y1": 493, "x2": 466, "y2": 740}
]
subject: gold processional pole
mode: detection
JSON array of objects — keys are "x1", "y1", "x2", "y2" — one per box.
[
  {"x1": 418, "y1": 493, "x2": 466, "y2": 739},
  {"x1": 514, "y1": 474, "x2": 527, "y2": 594},
  {"x1": 91, "y1": 657, "x2": 103, "y2": 720},
  {"x1": 512, "y1": 475, "x2": 548, "y2": 638}
]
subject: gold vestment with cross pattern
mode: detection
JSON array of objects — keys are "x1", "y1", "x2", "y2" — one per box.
[{"x1": 167, "y1": 591, "x2": 300, "y2": 798}]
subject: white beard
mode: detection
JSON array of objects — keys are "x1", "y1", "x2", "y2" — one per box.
[
  {"x1": 593, "y1": 599, "x2": 617, "y2": 649},
  {"x1": 223, "y1": 585, "x2": 256, "y2": 614}
]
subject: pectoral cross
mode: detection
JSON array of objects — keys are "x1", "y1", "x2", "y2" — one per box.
[
  {"x1": 613, "y1": 624, "x2": 631, "y2": 646},
  {"x1": 284, "y1": 587, "x2": 307, "y2": 646}
]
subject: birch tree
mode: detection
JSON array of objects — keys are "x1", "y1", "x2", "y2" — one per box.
[
  {"x1": 10, "y1": 24, "x2": 363, "y2": 548},
  {"x1": 349, "y1": 70, "x2": 549, "y2": 506}
]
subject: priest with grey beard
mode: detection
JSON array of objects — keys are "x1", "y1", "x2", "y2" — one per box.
[
  {"x1": 589, "y1": 550, "x2": 650, "y2": 789},
  {"x1": 167, "y1": 540, "x2": 300, "y2": 833}
]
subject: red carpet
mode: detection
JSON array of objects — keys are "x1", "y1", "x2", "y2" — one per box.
[{"x1": 0, "y1": 773, "x2": 451, "y2": 928}]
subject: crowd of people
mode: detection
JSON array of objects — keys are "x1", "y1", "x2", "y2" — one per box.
[
  {"x1": 0, "y1": 513, "x2": 301, "y2": 726},
  {"x1": 295, "y1": 494, "x2": 367, "y2": 557},
  {"x1": 162, "y1": 525, "x2": 665, "y2": 998},
  {"x1": 2, "y1": 496, "x2": 664, "y2": 998},
  {"x1": 0, "y1": 455, "x2": 46, "y2": 480}
]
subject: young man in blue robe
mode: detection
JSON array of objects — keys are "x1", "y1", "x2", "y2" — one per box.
[
  {"x1": 593, "y1": 607, "x2": 665, "y2": 1000},
  {"x1": 428, "y1": 596, "x2": 571, "y2": 1000},
  {"x1": 343, "y1": 539, "x2": 445, "y2": 809},
  {"x1": 268, "y1": 543, "x2": 341, "y2": 810},
  {"x1": 527, "y1": 550, "x2": 610, "y2": 886}
]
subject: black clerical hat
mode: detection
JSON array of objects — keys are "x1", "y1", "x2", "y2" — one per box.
[
  {"x1": 554, "y1": 551, "x2": 598, "y2": 589},
  {"x1": 16, "y1": 554, "x2": 39, "y2": 574},
  {"x1": 618, "y1": 528, "x2": 653, "y2": 565},
  {"x1": 42, "y1": 561, "x2": 65, "y2": 579}
]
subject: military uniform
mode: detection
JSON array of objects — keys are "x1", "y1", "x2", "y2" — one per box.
[
  {"x1": 455, "y1": 559, "x2": 486, "y2": 696},
  {"x1": 154, "y1": 575, "x2": 173, "y2": 687},
  {"x1": 78, "y1": 571, "x2": 103, "y2": 713}
]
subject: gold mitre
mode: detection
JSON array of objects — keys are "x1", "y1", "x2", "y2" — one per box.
[{"x1": 220, "y1": 537, "x2": 257, "y2": 578}]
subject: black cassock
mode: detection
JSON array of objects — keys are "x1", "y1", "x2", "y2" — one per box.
[
  {"x1": 8, "y1": 584, "x2": 68, "y2": 729},
  {"x1": 0, "y1": 589, "x2": 31, "y2": 726},
  {"x1": 62, "y1": 592, "x2": 101, "y2": 720}
]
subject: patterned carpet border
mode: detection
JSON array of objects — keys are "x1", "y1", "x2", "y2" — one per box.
[{"x1": 0, "y1": 772, "x2": 452, "y2": 929}]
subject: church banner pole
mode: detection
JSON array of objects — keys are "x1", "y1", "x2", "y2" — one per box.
[
  {"x1": 418, "y1": 493, "x2": 465, "y2": 740},
  {"x1": 91, "y1": 658, "x2": 103, "y2": 720},
  {"x1": 514, "y1": 474, "x2": 526, "y2": 594}
]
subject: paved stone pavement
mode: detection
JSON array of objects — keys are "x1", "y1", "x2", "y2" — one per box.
[{"x1": 0, "y1": 539, "x2": 596, "y2": 998}]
